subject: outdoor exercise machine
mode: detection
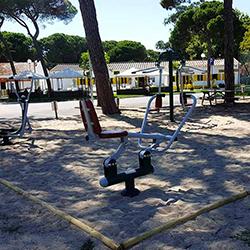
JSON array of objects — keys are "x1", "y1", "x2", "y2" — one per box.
[
  {"x1": 0, "y1": 71, "x2": 41, "y2": 145},
  {"x1": 178, "y1": 60, "x2": 206, "y2": 108},
  {"x1": 132, "y1": 58, "x2": 165, "y2": 112},
  {"x1": 79, "y1": 93, "x2": 196, "y2": 197},
  {"x1": 132, "y1": 49, "x2": 177, "y2": 119}
]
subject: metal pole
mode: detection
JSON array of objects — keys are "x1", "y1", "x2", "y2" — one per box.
[
  {"x1": 158, "y1": 67, "x2": 163, "y2": 94},
  {"x1": 169, "y1": 55, "x2": 174, "y2": 122},
  {"x1": 89, "y1": 56, "x2": 94, "y2": 101}
]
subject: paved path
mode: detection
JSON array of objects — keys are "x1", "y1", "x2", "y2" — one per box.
[{"x1": 0, "y1": 93, "x2": 203, "y2": 119}]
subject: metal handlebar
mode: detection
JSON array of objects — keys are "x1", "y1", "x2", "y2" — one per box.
[{"x1": 138, "y1": 94, "x2": 197, "y2": 153}]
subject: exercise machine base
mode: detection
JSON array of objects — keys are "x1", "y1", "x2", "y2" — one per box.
[{"x1": 121, "y1": 178, "x2": 140, "y2": 197}]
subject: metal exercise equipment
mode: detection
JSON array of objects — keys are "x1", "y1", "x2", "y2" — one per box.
[
  {"x1": 178, "y1": 61, "x2": 206, "y2": 108},
  {"x1": 79, "y1": 94, "x2": 196, "y2": 197},
  {"x1": 132, "y1": 53, "x2": 167, "y2": 112},
  {"x1": 0, "y1": 72, "x2": 42, "y2": 145},
  {"x1": 138, "y1": 94, "x2": 196, "y2": 152}
]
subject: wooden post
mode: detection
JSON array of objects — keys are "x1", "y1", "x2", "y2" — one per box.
[{"x1": 51, "y1": 101, "x2": 59, "y2": 119}]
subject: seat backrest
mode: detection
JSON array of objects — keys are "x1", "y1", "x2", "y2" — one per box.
[{"x1": 80, "y1": 99, "x2": 102, "y2": 136}]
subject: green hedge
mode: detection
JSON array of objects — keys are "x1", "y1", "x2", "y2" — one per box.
[
  {"x1": 117, "y1": 87, "x2": 170, "y2": 96},
  {"x1": 117, "y1": 88, "x2": 150, "y2": 95},
  {"x1": 7, "y1": 90, "x2": 88, "y2": 103}
]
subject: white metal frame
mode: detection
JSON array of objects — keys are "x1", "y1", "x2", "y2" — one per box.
[
  {"x1": 178, "y1": 64, "x2": 206, "y2": 108},
  {"x1": 1, "y1": 73, "x2": 46, "y2": 143},
  {"x1": 80, "y1": 94, "x2": 197, "y2": 161}
]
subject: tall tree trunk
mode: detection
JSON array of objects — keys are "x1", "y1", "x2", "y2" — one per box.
[
  {"x1": 224, "y1": 0, "x2": 235, "y2": 103},
  {"x1": 78, "y1": 0, "x2": 120, "y2": 114},
  {"x1": 32, "y1": 38, "x2": 52, "y2": 95}
]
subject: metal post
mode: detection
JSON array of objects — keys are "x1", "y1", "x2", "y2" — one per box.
[
  {"x1": 158, "y1": 67, "x2": 163, "y2": 94},
  {"x1": 88, "y1": 56, "x2": 94, "y2": 101},
  {"x1": 176, "y1": 70, "x2": 180, "y2": 92},
  {"x1": 169, "y1": 54, "x2": 174, "y2": 122}
]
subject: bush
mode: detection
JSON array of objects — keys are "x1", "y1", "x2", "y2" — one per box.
[
  {"x1": 117, "y1": 87, "x2": 170, "y2": 96},
  {"x1": 117, "y1": 88, "x2": 150, "y2": 95},
  {"x1": 240, "y1": 76, "x2": 250, "y2": 85},
  {"x1": 7, "y1": 90, "x2": 88, "y2": 103}
]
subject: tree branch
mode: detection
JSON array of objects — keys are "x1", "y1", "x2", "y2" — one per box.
[{"x1": 0, "y1": 16, "x2": 4, "y2": 27}]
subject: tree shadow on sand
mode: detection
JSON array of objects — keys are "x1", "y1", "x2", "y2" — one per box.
[{"x1": 0, "y1": 103, "x2": 250, "y2": 246}]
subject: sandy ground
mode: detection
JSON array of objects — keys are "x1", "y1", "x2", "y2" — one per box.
[{"x1": 0, "y1": 98, "x2": 250, "y2": 250}]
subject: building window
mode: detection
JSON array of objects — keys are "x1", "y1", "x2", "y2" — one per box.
[
  {"x1": 197, "y1": 75, "x2": 203, "y2": 81},
  {"x1": 1, "y1": 82, "x2": 6, "y2": 89},
  {"x1": 212, "y1": 74, "x2": 218, "y2": 80}
]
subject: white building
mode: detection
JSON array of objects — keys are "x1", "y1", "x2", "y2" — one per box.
[
  {"x1": 0, "y1": 61, "x2": 46, "y2": 96},
  {"x1": 1, "y1": 58, "x2": 240, "y2": 96},
  {"x1": 49, "y1": 64, "x2": 84, "y2": 91}
]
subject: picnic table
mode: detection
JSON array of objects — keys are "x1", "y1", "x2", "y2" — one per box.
[{"x1": 201, "y1": 89, "x2": 228, "y2": 105}]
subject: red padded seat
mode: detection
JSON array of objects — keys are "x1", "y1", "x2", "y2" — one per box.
[
  {"x1": 80, "y1": 99, "x2": 102, "y2": 135},
  {"x1": 80, "y1": 99, "x2": 128, "y2": 139},
  {"x1": 99, "y1": 130, "x2": 128, "y2": 139}
]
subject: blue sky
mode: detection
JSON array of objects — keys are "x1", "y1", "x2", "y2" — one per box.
[{"x1": 1, "y1": 0, "x2": 250, "y2": 50}]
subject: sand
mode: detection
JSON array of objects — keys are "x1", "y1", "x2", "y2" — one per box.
[{"x1": 0, "y1": 98, "x2": 250, "y2": 249}]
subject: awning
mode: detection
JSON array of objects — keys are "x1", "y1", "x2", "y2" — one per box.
[{"x1": 49, "y1": 68, "x2": 83, "y2": 79}]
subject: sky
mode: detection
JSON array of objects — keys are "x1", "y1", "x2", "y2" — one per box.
[{"x1": 1, "y1": 0, "x2": 250, "y2": 50}]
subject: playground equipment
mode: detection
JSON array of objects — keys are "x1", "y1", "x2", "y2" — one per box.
[
  {"x1": 178, "y1": 60, "x2": 206, "y2": 108},
  {"x1": 138, "y1": 94, "x2": 196, "y2": 151},
  {"x1": 132, "y1": 52, "x2": 168, "y2": 112},
  {"x1": 79, "y1": 94, "x2": 196, "y2": 197},
  {"x1": 0, "y1": 71, "x2": 44, "y2": 145}
]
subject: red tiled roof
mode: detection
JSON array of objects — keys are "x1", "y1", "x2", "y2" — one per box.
[
  {"x1": 0, "y1": 62, "x2": 33, "y2": 76},
  {"x1": 42, "y1": 58, "x2": 242, "y2": 75}
]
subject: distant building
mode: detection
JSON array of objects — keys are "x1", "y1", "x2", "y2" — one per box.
[
  {"x1": 1, "y1": 58, "x2": 241, "y2": 96},
  {"x1": 50, "y1": 59, "x2": 241, "y2": 91},
  {"x1": 0, "y1": 61, "x2": 46, "y2": 96},
  {"x1": 108, "y1": 59, "x2": 241, "y2": 89},
  {"x1": 49, "y1": 64, "x2": 84, "y2": 91}
]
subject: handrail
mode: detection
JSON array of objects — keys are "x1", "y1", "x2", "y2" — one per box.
[
  {"x1": 138, "y1": 95, "x2": 197, "y2": 153},
  {"x1": 1, "y1": 77, "x2": 34, "y2": 139}
]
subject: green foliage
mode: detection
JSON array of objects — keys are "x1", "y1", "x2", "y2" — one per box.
[
  {"x1": 0, "y1": 0, "x2": 77, "y2": 25},
  {"x1": 185, "y1": 35, "x2": 206, "y2": 59},
  {"x1": 155, "y1": 40, "x2": 170, "y2": 50},
  {"x1": 102, "y1": 40, "x2": 118, "y2": 53},
  {"x1": 108, "y1": 40, "x2": 147, "y2": 62},
  {"x1": 161, "y1": 0, "x2": 202, "y2": 25},
  {"x1": 0, "y1": 32, "x2": 34, "y2": 62},
  {"x1": 160, "y1": 0, "x2": 191, "y2": 10},
  {"x1": 80, "y1": 51, "x2": 90, "y2": 70},
  {"x1": 0, "y1": 31, "x2": 159, "y2": 64},
  {"x1": 0, "y1": 0, "x2": 78, "y2": 94},
  {"x1": 168, "y1": 1, "x2": 249, "y2": 59},
  {"x1": 240, "y1": 25, "x2": 250, "y2": 52},
  {"x1": 146, "y1": 49, "x2": 160, "y2": 62},
  {"x1": 39, "y1": 33, "x2": 87, "y2": 64},
  {"x1": 80, "y1": 51, "x2": 110, "y2": 70}
]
